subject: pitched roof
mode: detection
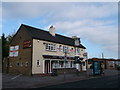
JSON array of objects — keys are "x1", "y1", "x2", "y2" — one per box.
[{"x1": 22, "y1": 24, "x2": 86, "y2": 49}]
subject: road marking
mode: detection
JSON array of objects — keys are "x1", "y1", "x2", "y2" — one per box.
[{"x1": 11, "y1": 74, "x2": 22, "y2": 80}]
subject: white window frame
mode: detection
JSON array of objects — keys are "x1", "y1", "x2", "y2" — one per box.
[
  {"x1": 74, "y1": 47, "x2": 80, "y2": 55},
  {"x1": 63, "y1": 46, "x2": 69, "y2": 53},
  {"x1": 77, "y1": 48, "x2": 80, "y2": 54},
  {"x1": 45, "y1": 43, "x2": 56, "y2": 51}
]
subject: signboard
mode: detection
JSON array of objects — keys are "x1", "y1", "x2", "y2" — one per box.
[
  {"x1": 93, "y1": 61, "x2": 100, "y2": 75},
  {"x1": 70, "y1": 48, "x2": 74, "y2": 53},
  {"x1": 14, "y1": 45, "x2": 19, "y2": 57},
  {"x1": 9, "y1": 45, "x2": 19, "y2": 57},
  {"x1": 83, "y1": 52, "x2": 87, "y2": 56},
  {"x1": 23, "y1": 41, "x2": 31, "y2": 48},
  {"x1": 9, "y1": 46, "x2": 14, "y2": 57}
]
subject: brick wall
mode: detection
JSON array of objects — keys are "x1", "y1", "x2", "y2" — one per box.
[{"x1": 8, "y1": 26, "x2": 32, "y2": 76}]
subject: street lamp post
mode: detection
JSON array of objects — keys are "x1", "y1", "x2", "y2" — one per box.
[
  {"x1": 64, "y1": 51, "x2": 67, "y2": 80},
  {"x1": 85, "y1": 52, "x2": 89, "y2": 77}
]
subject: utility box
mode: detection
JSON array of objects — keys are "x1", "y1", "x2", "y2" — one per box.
[
  {"x1": 93, "y1": 61, "x2": 100, "y2": 75},
  {"x1": 93, "y1": 61, "x2": 104, "y2": 75}
]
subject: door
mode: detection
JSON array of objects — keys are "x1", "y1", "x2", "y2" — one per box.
[{"x1": 45, "y1": 60, "x2": 50, "y2": 74}]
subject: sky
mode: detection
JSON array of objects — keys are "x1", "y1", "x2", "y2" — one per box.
[{"x1": 1, "y1": 1, "x2": 119, "y2": 59}]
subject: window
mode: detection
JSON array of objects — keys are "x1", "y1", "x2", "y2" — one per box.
[
  {"x1": 74, "y1": 47, "x2": 80, "y2": 55},
  {"x1": 9, "y1": 63, "x2": 12, "y2": 67},
  {"x1": 21, "y1": 63, "x2": 23, "y2": 67},
  {"x1": 45, "y1": 43, "x2": 56, "y2": 51},
  {"x1": 36, "y1": 60, "x2": 40, "y2": 66},
  {"x1": 63, "y1": 46, "x2": 69, "y2": 53},
  {"x1": 75, "y1": 39, "x2": 80, "y2": 46},
  {"x1": 74, "y1": 48, "x2": 77, "y2": 55},
  {"x1": 77, "y1": 48, "x2": 80, "y2": 53},
  {"x1": 16, "y1": 63, "x2": 20, "y2": 67},
  {"x1": 25, "y1": 62, "x2": 29, "y2": 67}
]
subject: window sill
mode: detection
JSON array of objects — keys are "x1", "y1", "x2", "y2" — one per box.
[
  {"x1": 37, "y1": 65, "x2": 40, "y2": 67},
  {"x1": 45, "y1": 50, "x2": 57, "y2": 52}
]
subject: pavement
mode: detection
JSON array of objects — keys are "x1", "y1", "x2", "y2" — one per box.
[{"x1": 2, "y1": 69, "x2": 120, "y2": 89}]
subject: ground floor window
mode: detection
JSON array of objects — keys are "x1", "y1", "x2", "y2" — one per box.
[
  {"x1": 16, "y1": 62, "x2": 20, "y2": 67},
  {"x1": 36, "y1": 60, "x2": 40, "y2": 67},
  {"x1": 9, "y1": 63, "x2": 12, "y2": 67},
  {"x1": 44, "y1": 60, "x2": 85, "y2": 73},
  {"x1": 25, "y1": 62, "x2": 29, "y2": 67},
  {"x1": 51, "y1": 60, "x2": 75, "y2": 69}
]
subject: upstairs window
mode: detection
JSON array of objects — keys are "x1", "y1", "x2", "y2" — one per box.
[
  {"x1": 77, "y1": 48, "x2": 80, "y2": 53},
  {"x1": 45, "y1": 43, "x2": 56, "y2": 51},
  {"x1": 63, "y1": 46, "x2": 69, "y2": 53},
  {"x1": 74, "y1": 47, "x2": 80, "y2": 55}
]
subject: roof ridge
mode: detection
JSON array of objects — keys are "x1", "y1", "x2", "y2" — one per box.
[
  {"x1": 20, "y1": 24, "x2": 86, "y2": 49},
  {"x1": 21, "y1": 24, "x2": 74, "y2": 40},
  {"x1": 22, "y1": 24, "x2": 48, "y2": 32}
]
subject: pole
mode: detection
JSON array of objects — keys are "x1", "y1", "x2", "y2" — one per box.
[
  {"x1": 86, "y1": 52, "x2": 89, "y2": 77},
  {"x1": 64, "y1": 52, "x2": 67, "y2": 80},
  {"x1": 102, "y1": 52, "x2": 104, "y2": 59}
]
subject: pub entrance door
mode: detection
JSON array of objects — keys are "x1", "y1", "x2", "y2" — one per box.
[{"x1": 45, "y1": 60, "x2": 50, "y2": 74}]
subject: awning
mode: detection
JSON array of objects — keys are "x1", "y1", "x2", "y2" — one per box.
[{"x1": 43, "y1": 55, "x2": 84, "y2": 60}]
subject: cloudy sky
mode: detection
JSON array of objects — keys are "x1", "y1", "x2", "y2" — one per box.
[{"x1": 1, "y1": 1, "x2": 118, "y2": 59}]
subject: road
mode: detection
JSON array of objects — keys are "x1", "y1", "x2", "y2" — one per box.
[
  {"x1": 2, "y1": 70, "x2": 119, "y2": 89},
  {"x1": 42, "y1": 75, "x2": 120, "y2": 88}
]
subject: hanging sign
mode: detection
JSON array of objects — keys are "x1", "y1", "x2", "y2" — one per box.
[
  {"x1": 69, "y1": 48, "x2": 74, "y2": 53},
  {"x1": 83, "y1": 52, "x2": 87, "y2": 56}
]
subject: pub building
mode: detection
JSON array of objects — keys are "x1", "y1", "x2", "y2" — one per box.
[{"x1": 8, "y1": 24, "x2": 87, "y2": 76}]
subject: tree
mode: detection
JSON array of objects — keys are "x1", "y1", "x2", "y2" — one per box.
[
  {"x1": 2, "y1": 33, "x2": 7, "y2": 59},
  {"x1": 1, "y1": 33, "x2": 15, "y2": 60}
]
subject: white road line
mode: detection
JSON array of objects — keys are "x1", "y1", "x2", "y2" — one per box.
[{"x1": 11, "y1": 74, "x2": 22, "y2": 80}]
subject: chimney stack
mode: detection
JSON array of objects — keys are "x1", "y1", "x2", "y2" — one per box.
[
  {"x1": 49, "y1": 25, "x2": 55, "y2": 36},
  {"x1": 72, "y1": 36, "x2": 78, "y2": 39}
]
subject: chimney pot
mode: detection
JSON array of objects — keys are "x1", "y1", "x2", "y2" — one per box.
[{"x1": 49, "y1": 25, "x2": 55, "y2": 36}]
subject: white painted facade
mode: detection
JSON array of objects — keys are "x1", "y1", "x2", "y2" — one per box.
[{"x1": 32, "y1": 39, "x2": 86, "y2": 74}]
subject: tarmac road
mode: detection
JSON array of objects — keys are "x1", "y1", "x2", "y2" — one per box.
[
  {"x1": 43, "y1": 75, "x2": 120, "y2": 88},
  {"x1": 2, "y1": 70, "x2": 119, "y2": 89}
]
